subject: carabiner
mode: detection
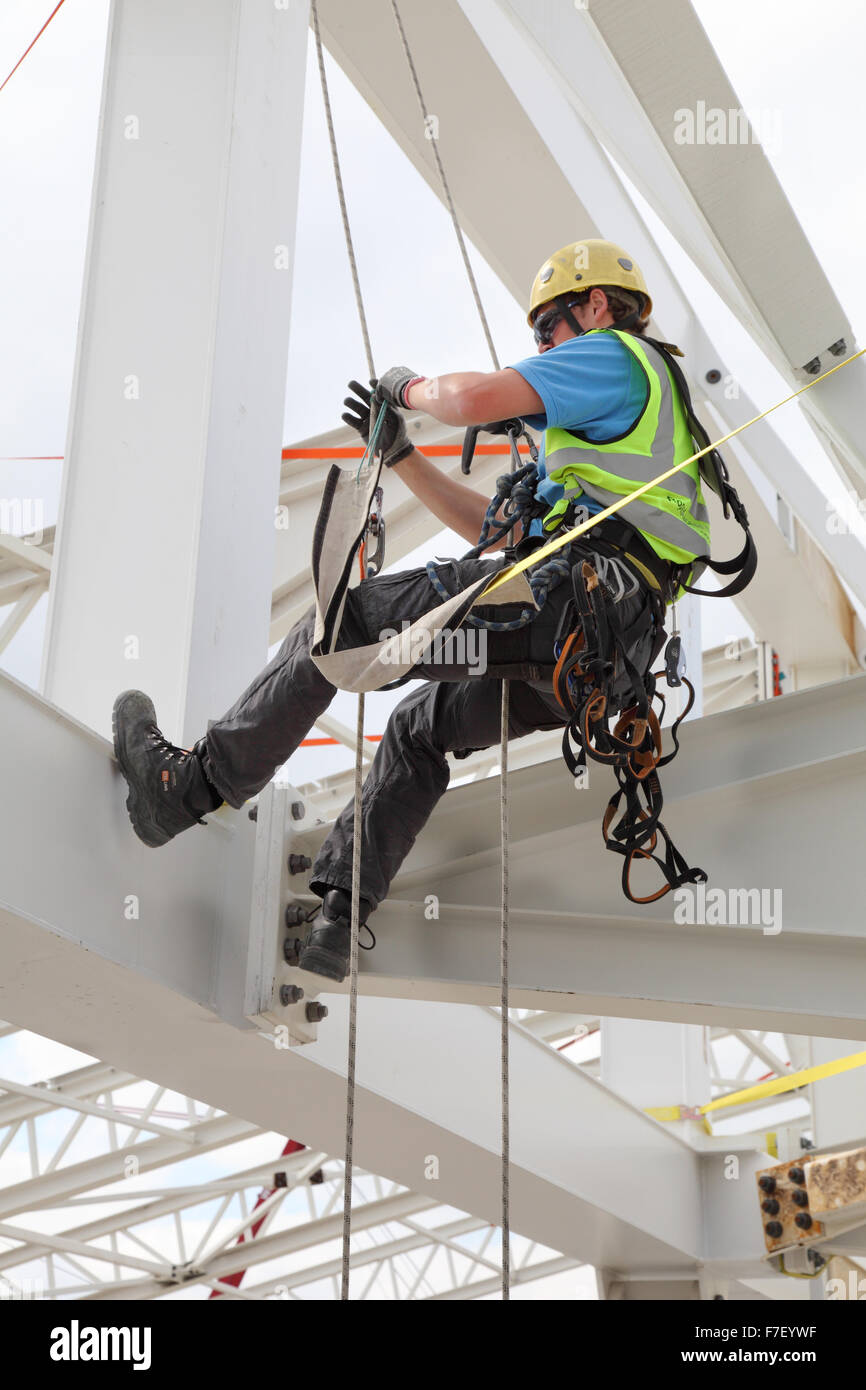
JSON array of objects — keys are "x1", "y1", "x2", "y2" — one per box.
[{"x1": 364, "y1": 486, "x2": 386, "y2": 577}]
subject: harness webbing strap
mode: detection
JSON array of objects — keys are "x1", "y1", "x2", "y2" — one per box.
[{"x1": 641, "y1": 336, "x2": 757, "y2": 599}]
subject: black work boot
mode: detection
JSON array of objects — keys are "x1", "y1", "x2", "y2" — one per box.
[
  {"x1": 297, "y1": 887, "x2": 372, "y2": 983},
  {"x1": 112, "y1": 690, "x2": 223, "y2": 848}
]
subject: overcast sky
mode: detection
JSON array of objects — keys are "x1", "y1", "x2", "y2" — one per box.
[{"x1": 1, "y1": 0, "x2": 864, "y2": 784}]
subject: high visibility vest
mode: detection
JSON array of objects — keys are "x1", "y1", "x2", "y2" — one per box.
[{"x1": 541, "y1": 329, "x2": 711, "y2": 567}]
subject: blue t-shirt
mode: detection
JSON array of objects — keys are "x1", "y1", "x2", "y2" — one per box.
[{"x1": 508, "y1": 331, "x2": 648, "y2": 533}]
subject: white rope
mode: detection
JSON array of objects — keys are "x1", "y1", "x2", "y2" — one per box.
[
  {"x1": 499, "y1": 680, "x2": 510, "y2": 1299},
  {"x1": 315, "y1": 0, "x2": 513, "y2": 1300},
  {"x1": 389, "y1": 0, "x2": 500, "y2": 373},
  {"x1": 311, "y1": 0, "x2": 374, "y2": 1304},
  {"x1": 389, "y1": 0, "x2": 510, "y2": 1298}
]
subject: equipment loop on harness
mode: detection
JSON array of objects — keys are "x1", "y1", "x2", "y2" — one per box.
[{"x1": 554, "y1": 558, "x2": 706, "y2": 903}]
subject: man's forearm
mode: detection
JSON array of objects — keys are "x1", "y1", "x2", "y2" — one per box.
[
  {"x1": 391, "y1": 446, "x2": 507, "y2": 549},
  {"x1": 403, "y1": 368, "x2": 542, "y2": 425}
]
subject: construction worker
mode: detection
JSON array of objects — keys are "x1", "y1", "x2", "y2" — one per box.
[{"x1": 113, "y1": 239, "x2": 710, "y2": 980}]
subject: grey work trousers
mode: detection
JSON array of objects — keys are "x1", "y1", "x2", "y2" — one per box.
[{"x1": 199, "y1": 552, "x2": 650, "y2": 908}]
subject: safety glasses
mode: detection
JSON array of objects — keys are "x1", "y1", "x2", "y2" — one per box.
[{"x1": 531, "y1": 299, "x2": 582, "y2": 346}]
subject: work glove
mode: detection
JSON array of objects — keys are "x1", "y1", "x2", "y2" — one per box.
[
  {"x1": 376, "y1": 365, "x2": 421, "y2": 410},
  {"x1": 342, "y1": 379, "x2": 414, "y2": 468}
]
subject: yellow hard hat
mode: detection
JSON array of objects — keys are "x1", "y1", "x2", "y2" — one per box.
[{"x1": 527, "y1": 239, "x2": 652, "y2": 325}]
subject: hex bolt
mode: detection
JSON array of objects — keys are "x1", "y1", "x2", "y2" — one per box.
[
  {"x1": 802, "y1": 356, "x2": 821, "y2": 376},
  {"x1": 792, "y1": 1189, "x2": 809, "y2": 1207},
  {"x1": 288, "y1": 854, "x2": 312, "y2": 875},
  {"x1": 765, "y1": 1221, "x2": 783, "y2": 1239},
  {"x1": 704, "y1": 368, "x2": 722, "y2": 384},
  {"x1": 788, "y1": 1166, "x2": 806, "y2": 1185},
  {"x1": 285, "y1": 903, "x2": 307, "y2": 927},
  {"x1": 283, "y1": 937, "x2": 302, "y2": 965},
  {"x1": 758, "y1": 1175, "x2": 777, "y2": 1194},
  {"x1": 761, "y1": 1198, "x2": 780, "y2": 1216},
  {"x1": 279, "y1": 984, "x2": 304, "y2": 1006},
  {"x1": 305, "y1": 1001, "x2": 329, "y2": 1023},
  {"x1": 794, "y1": 1212, "x2": 813, "y2": 1230},
  {"x1": 309, "y1": 1168, "x2": 325, "y2": 1185},
  {"x1": 828, "y1": 337, "x2": 847, "y2": 357},
  {"x1": 248, "y1": 805, "x2": 258, "y2": 822},
  {"x1": 291, "y1": 800, "x2": 305, "y2": 821}
]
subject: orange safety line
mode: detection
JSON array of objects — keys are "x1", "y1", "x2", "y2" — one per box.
[
  {"x1": 0, "y1": 0, "x2": 68, "y2": 95},
  {"x1": 301, "y1": 736, "x2": 383, "y2": 746},
  {"x1": 282, "y1": 444, "x2": 531, "y2": 459}
]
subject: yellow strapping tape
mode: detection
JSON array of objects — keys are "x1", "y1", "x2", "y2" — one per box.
[
  {"x1": 646, "y1": 1049, "x2": 866, "y2": 1122},
  {"x1": 481, "y1": 347, "x2": 866, "y2": 596}
]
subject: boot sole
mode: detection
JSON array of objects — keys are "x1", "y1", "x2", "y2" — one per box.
[
  {"x1": 112, "y1": 690, "x2": 172, "y2": 849},
  {"x1": 297, "y1": 946, "x2": 349, "y2": 983}
]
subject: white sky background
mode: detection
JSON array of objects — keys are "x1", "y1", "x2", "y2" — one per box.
[
  {"x1": 1, "y1": 0, "x2": 866, "y2": 781},
  {"x1": 0, "y1": 1, "x2": 860, "y2": 1298}
]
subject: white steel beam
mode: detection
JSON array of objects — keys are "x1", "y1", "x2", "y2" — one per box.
[
  {"x1": 0, "y1": 1152, "x2": 327, "y2": 1276},
  {"x1": 0, "y1": 533, "x2": 51, "y2": 576},
  {"x1": 264, "y1": 672, "x2": 866, "y2": 1036},
  {"x1": 7, "y1": 668, "x2": 854, "y2": 1275},
  {"x1": 0, "y1": 584, "x2": 47, "y2": 656},
  {"x1": 0, "y1": 1114, "x2": 258, "y2": 1220},
  {"x1": 490, "y1": 0, "x2": 865, "y2": 487},
  {"x1": 0, "y1": 676, "x2": 718, "y2": 1271},
  {"x1": 42, "y1": 0, "x2": 309, "y2": 744}
]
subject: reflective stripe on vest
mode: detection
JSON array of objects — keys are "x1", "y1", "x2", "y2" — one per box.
[{"x1": 542, "y1": 330, "x2": 711, "y2": 566}]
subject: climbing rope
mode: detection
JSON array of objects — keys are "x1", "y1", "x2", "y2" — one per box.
[
  {"x1": 499, "y1": 679, "x2": 510, "y2": 1299},
  {"x1": 389, "y1": 0, "x2": 500, "y2": 372},
  {"x1": 311, "y1": 0, "x2": 374, "y2": 1303},
  {"x1": 389, "y1": 0, "x2": 512, "y2": 1297}
]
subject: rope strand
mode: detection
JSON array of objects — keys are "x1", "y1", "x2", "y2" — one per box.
[
  {"x1": 389, "y1": 0, "x2": 510, "y2": 1297},
  {"x1": 389, "y1": 0, "x2": 500, "y2": 372},
  {"x1": 311, "y1": 0, "x2": 374, "y2": 1303},
  {"x1": 499, "y1": 679, "x2": 510, "y2": 1300}
]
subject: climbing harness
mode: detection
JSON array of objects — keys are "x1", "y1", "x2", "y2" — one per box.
[
  {"x1": 465, "y1": 340, "x2": 865, "y2": 901},
  {"x1": 645, "y1": 336, "x2": 756, "y2": 601},
  {"x1": 458, "y1": 328, "x2": 755, "y2": 901}
]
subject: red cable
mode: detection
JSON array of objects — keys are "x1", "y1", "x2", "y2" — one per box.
[{"x1": 0, "y1": 0, "x2": 68, "y2": 96}]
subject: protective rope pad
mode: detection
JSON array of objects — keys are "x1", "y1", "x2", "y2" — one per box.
[{"x1": 309, "y1": 461, "x2": 537, "y2": 693}]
